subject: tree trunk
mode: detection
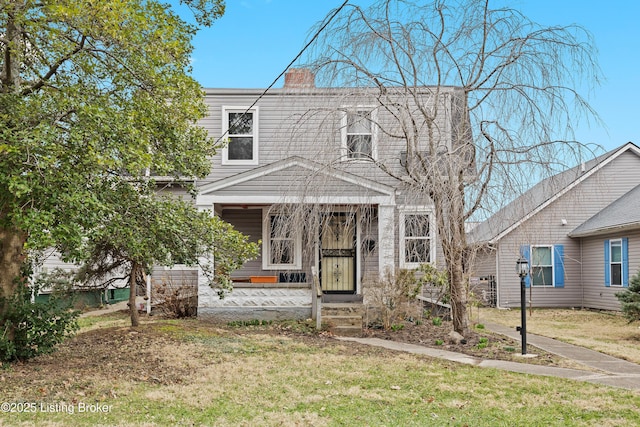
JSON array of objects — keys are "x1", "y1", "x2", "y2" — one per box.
[
  {"x1": 0, "y1": 224, "x2": 27, "y2": 342},
  {"x1": 128, "y1": 261, "x2": 141, "y2": 327},
  {"x1": 0, "y1": 225, "x2": 27, "y2": 305},
  {"x1": 433, "y1": 176, "x2": 470, "y2": 337},
  {"x1": 449, "y1": 250, "x2": 469, "y2": 336}
]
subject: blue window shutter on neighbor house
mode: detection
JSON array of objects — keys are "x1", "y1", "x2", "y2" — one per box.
[
  {"x1": 520, "y1": 245, "x2": 531, "y2": 288},
  {"x1": 622, "y1": 237, "x2": 629, "y2": 287},
  {"x1": 604, "y1": 240, "x2": 610, "y2": 287},
  {"x1": 553, "y1": 245, "x2": 564, "y2": 288}
]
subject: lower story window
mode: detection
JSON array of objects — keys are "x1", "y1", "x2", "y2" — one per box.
[
  {"x1": 520, "y1": 244, "x2": 564, "y2": 288},
  {"x1": 605, "y1": 238, "x2": 628, "y2": 287},
  {"x1": 400, "y1": 210, "x2": 434, "y2": 268},
  {"x1": 262, "y1": 210, "x2": 302, "y2": 270},
  {"x1": 531, "y1": 246, "x2": 553, "y2": 287}
]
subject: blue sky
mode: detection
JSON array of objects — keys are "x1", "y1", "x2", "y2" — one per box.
[{"x1": 186, "y1": 0, "x2": 640, "y2": 153}]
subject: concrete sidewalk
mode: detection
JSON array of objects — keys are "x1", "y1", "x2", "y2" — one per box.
[{"x1": 336, "y1": 325, "x2": 640, "y2": 391}]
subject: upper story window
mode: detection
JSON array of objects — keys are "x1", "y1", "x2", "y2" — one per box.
[
  {"x1": 399, "y1": 209, "x2": 435, "y2": 269},
  {"x1": 341, "y1": 109, "x2": 377, "y2": 160},
  {"x1": 222, "y1": 106, "x2": 258, "y2": 165}
]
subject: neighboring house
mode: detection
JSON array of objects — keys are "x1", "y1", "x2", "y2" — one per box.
[
  {"x1": 195, "y1": 68, "x2": 472, "y2": 321},
  {"x1": 469, "y1": 142, "x2": 640, "y2": 311},
  {"x1": 34, "y1": 249, "x2": 196, "y2": 309},
  {"x1": 34, "y1": 250, "x2": 129, "y2": 308}
]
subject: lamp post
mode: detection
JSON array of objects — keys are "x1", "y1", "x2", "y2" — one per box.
[{"x1": 516, "y1": 257, "x2": 529, "y2": 355}]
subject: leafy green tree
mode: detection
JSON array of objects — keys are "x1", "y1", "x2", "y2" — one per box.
[
  {"x1": 0, "y1": 0, "x2": 225, "y2": 344},
  {"x1": 616, "y1": 270, "x2": 640, "y2": 323},
  {"x1": 71, "y1": 180, "x2": 259, "y2": 326}
]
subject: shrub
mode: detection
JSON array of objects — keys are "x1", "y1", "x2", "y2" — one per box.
[
  {"x1": 0, "y1": 278, "x2": 79, "y2": 362},
  {"x1": 616, "y1": 269, "x2": 640, "y2": 322},
  {"x1": 365, "y1": 268, "x2": 422, "y2": 331},
  {"x1": 152, "y1": 278, "x2": 197, "y2": 318}
]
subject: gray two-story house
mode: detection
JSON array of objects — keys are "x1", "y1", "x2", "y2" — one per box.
[{"x1": 195, "y1": 69, "x2": 471, "y2": 322}]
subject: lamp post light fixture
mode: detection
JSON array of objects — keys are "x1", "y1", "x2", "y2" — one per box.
[{"x1": 516, "y1": 257, "x2": 529, "y2": 355}]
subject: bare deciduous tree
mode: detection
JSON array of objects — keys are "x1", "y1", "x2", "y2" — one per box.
[{"x1": 293, "y1": 0, "x2": 601, "y2": 336}]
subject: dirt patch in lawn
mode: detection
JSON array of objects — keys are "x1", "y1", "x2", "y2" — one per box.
[{"x1": 360, "y1": 318, "x2": 579, "y2": 368}]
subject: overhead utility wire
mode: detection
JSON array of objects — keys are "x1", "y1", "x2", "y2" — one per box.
[{"x1": 214, "y1": 0, "x2": 350, "y2": 146}]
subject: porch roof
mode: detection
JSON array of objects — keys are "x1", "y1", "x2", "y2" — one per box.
[
  {"x1": 569, "y1": 183, "x2": 640, "y2": 237},
  {"x1": 197, "y1": 156, "x2": 397, "y2": 206}
]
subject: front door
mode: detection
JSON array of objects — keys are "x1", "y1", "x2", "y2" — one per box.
[{"x1": 320, "y1": 212, "x2": 356, "y2": 293}]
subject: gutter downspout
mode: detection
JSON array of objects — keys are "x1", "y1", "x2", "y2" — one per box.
[{"x1": 580, "y1": 239, "x2": 584, "y2": 309}]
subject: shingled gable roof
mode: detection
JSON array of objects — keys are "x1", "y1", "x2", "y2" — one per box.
[
  {"x1": 569, "y1": 183, "x2": 640, "y2": 237},
  {"x1": 468, "y1": 142, "x2": 640, "y2": 244},
  {"x1": 197, "y1": 155, "x2": 396, "y2": 197}
]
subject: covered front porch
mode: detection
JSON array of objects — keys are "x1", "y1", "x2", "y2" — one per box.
[{"x1": 195, "y1": 157, "x2": 396, "y2": 323}]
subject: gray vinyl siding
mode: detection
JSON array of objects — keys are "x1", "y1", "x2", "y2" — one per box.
[
  {"x1": 199, "y1": 88, "x2": 459, "y2": 189},
  {"x1": 493, "y1": 150, "x2": 640, "y2": 308},
  {"x1": 361, "y1": 214, "x2": 379, "y2": 284},
  {"x1": 221, "y1": 209, "x2": 265, "y2": 278},
  {"x1": 469, "y1": 247, "x2": 497, "y2": 305},
  {"x1": 37, "y1": 249, "x2": 78, "y2": 275},
  {"x1": 150, "y1": 266, "x2": 197, "y2": 288},
  {"x1": 580, "y1": 230, "x2": 640, "y2": 311}
]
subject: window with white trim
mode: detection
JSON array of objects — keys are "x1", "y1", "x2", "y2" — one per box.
[
  {"x1": 609, "y1": 239, "x2": 623, "y2": 286},
  {"x1": 222, "y1": 107, "x2": 258, "y2": 165},
  {"x1": 520, "y1": 244, "x2": 565, "y2": 288},
  {"x1": 399, "y1": 210, "x2": 434, "y2": 268},
  {"x1": 531, "y1": 245, "x2": 553, "y2": 287},
  {"x1": 262, "y1": 210, "x2": 302, "y2": 270},
  {"x1": 341, "y1": 109, "x2": 376, "y2": 160}
]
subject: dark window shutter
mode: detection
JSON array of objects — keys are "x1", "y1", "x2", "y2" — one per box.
[
  {"x1": 554, "y1": 245, "x2": 565, "y2": 288},
  {"x1": 604, "y1": 240, "x2": 610, "y2": 287},
  {"x1": 622, "y1": 237, "x2": 629, "y2": 287}
]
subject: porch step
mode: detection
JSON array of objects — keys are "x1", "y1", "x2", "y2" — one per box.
[{"x1": 321, "y1": 303, "x2": 364, "y2": 337}]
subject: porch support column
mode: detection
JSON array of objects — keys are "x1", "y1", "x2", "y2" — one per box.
[
  {"x1": 197, "y1": 203, "x2": 217, "y2": 298},
  {"x1": 378, "y1": 204, "x2": 395, "y2": 276}
]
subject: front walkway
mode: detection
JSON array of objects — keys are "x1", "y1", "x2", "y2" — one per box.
[{"x1": 336, "y1": 325, "x2": 640, "y2": 391}]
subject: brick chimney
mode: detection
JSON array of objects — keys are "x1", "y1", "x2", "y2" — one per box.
[{"x1": 284, "y1": 68, "x2": 315, "y2": 88}]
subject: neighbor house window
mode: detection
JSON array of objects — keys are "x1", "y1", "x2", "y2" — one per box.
[
  {"x1": 262, "y1": 210, "x2": 302, "y2": 270},
  {"x1": 605, "y1": 238, "x2": 629, "y2": 287},
  {"x1": 531, "y1": 246, "x2": 553, "y2": 286},
  {"x1": 520, "y1": 244, "x2": 565, "y2": 288},
  {"x1": 399, "y1": 209, "x2": 434, "y2": 268},
  {"x1": 341, "y1": 109, "x2": 377, "y2": 160},
  {"x1": 222, "y1": 106, "x2": 258, "y2": 165}
]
